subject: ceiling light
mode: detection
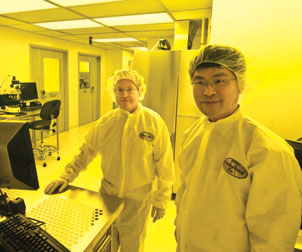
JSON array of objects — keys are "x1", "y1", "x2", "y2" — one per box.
[
  {"x1": 131, "y1": 47, "x2": 148, "y2": 51},
  {"x1": 94, "y1": 13, "x2": 173, "y2": 26},
  {"x1": 35, "y1": 19, "x2": 102, "y2": 29},
  {"x1": 50, "y1": 0, "x2": 122, "y2": 7},
  {"x1": 0, "y1": 0, "x2": 56, "y2": 14},
  {"x1": 94, "y1": 38, "x2": 138, "y2": 42}
]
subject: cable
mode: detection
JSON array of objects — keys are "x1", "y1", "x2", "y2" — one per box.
[
  {"x1": 0, "y1": 189, "x2": 14, "y2": 217},
  {"x1": 0, "y1": 75, "x2": 11, "y2": 89}
]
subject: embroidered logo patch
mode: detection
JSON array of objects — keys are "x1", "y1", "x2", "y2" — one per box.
[
  {"x1": 223, "y1": 158, "x2": 248, "y2": 179},
  {"x1": 139, "y1": 131, "x2": 155, "y2": 142}
]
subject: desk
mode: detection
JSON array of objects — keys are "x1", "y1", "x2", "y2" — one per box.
[
  {"x1": 0, "y1": 109, "x2": 40, "y2": 145},
  {"x1": 0, "y1": 109, "x2": 40, "y2": 121},
  {"x1": 1, "y1": 181, "x2": 124, "y2": 252}
]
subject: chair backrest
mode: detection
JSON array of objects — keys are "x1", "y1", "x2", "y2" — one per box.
[{"x1": 40, "y1": 100, "x2": 61, "y2": 120}]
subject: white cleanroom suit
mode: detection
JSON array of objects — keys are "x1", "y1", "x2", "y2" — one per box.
[
  {"x1": 61, "y1": 103, "x2": 175, "y2": 252},
  {"x1": 175, "y1": 108, "x2": 302, "y2": 252}
]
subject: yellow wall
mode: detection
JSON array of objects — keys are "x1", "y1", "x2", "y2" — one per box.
[
  {"x1": 211, "y1": 0, "x2": 302, "y2": 140},
  {"x1": 0, "y1": 26, "x2": 130, "y2": 129},
  {"x1": 0, "y1": 27, "x2": 32, "y2": 82},
  {"x1": 122, "y1": 50, "x2": 134, "y2": 69}
]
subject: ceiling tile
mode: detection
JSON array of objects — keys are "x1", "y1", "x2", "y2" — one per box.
[
  {"x1": 59, "y1": 34, "x2": 94, "y2": 40},
  {"x1": 115, "y1": 23, "x2": 174, "y2": 32},
  {"x1": 89, "y1": 41, "x2": 136, "y2": 50},
  {"x1": 50, "y1": 34, "x2": 86, "y2": 41},
  {"x1": 103, "y1": 41, "x2": 146, "y2": 47},
  {"x1": 61, "y1": 38, "x2": 91, "y2": 45},
  {"x1": 8, "y1": 23, "x2": 47, "y2": 32},
  {"x1": 60, "y1": 32, "x2": 146, "y2": 47},
  {"x1": 171, "y1": 9, "x2": 212, "y2": 20},
  {"x1": 0, "y1": 16, "x2": 26, "y2": 25},
  {"x1": 161, "y1": 0, "x2": 212, "y2": 11},
  {"x1": 4, "y1": 8, "x2": 83, "y2": 23},
  {"x1": 0, "y1": 0, "x2": 57, "y2": 14},
  {"x1": 35, "y1": 30, "x2": 71, "y2": 37},
  {"x1": 69, "y1": 0, "x2": 165, "y2": 18},
  {"x1": 0, "y1": 0, "x2": 213, "y2": 50},
  {"x1": 126, "y1": 30, "x2": 174, "y2": 39},
  {"x1": 68, "y1": 37, "x2": 144, "y2": 50},
  {"x1": 83, "y1": 32, "x2": 141, "y2": 40},
  {"x1": 50, "y1": 0, "x2": 122, "y2": 7},
  {"x1": 94, "y1": 13, "x2": 173, "y2": 26},
  {"x1": 56, "y1": 26, "x2": 117, "y2": 35}
]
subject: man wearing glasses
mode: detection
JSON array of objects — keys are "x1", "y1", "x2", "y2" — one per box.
[
  {"x1": 175, "y1": 45, "x2": 302, "y2": 252},
  {"x1": 45, "y1": 69, "x2": 175, "y2": 252}
]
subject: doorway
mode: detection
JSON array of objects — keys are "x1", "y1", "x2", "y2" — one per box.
[
  {"x1": 78, "y1": 54, "x2": 100, "y2": 126},
  {"x1": 30, "y1": 46, "x2": 68, "y2": 132}
]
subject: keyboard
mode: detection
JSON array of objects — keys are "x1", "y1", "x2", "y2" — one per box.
[
  {"x1": 4, "y1": 111, "x2": 27, "y2": 116},
  {"x1": 21, "y1": 106, "x2": 41, "y2": 111},
  {"x1": 0, "y1": 214, "x2": 70, "y2": 252}
]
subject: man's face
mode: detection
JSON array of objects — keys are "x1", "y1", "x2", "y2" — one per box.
[
  {"x1": 192, "y1": 67, "x2": 240, "y2": 122},
  {"x1": 114, "y1": 79, "x2": 141, "y2": 113}
]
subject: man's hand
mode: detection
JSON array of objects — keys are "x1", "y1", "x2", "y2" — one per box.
[
  {"x1": 44, "y1": 179, "x2": 69, "y2": 194},
  {"x1": 151, "y1": 206, "x2": 166, "y2": 223}
]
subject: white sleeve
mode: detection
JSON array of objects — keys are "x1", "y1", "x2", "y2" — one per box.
[
  {"x1": 151, "y1": 120, "x2": 175, "y2": 209},
  {"x1": 174, "y1": 140, "x2": 187, "y2": 226},
  {"x1": 246, "y1": 149, "x2": 302, "y2": 251}
]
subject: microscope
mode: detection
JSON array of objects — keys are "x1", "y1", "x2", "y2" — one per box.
[{"x1": 0, "y1": 76, "x2": 21, "y2": 112}]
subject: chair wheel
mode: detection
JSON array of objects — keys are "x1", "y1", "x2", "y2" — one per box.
[
  {"x1": 43, "y1": 162, "x2": 47, "y2": 167},
  {"x1": 57, "y1": 156, "x2": 60, "y2": 161}
]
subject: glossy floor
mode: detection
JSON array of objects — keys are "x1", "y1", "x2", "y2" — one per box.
[{"x1": 35, "y1": 121, "x2": 177, "y2": 252}]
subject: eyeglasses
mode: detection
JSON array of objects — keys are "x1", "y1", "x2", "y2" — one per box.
[
  {"x1": 115, "y1": 87, "x2": 137, "y2": 94},
  {"x1": 192, "y1": 78, "x2": 236, "y2": 89}
]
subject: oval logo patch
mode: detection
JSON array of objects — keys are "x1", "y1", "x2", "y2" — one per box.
[
  {"x1": 139, "y1": 131, "x2": 155, "y2": 142},
  {"x1": 223, "y1": 158, "x2": 248, "y2": 179}
]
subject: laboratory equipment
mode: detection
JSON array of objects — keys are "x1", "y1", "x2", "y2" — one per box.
[
  {"x1": 18, "y1": 82, "x2": 39, "y2": 104},
  {"x1": 0, "y1": 121, "x2": 39, "y2": 190},
  {"x1": 0, "y1": 214, "x2": 70, "y2": 252}
]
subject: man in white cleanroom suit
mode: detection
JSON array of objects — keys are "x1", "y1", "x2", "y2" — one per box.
[
  {"x1": 175, "y1": 44, "x2": 302, "y2": 252},
  {"x1": 44, "y1": 69, "x2": 175, "y2": 252}
]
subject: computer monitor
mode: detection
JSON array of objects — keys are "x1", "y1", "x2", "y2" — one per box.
[
  {"x1": 19, "y1": 82, "x2": 38, "y2": 102},
  {"x1": 0, "y1": 121, "x2": 39, "y2": 190},
  {"x1": 286, "y1": 139, "x2": 302, "y2": 169}
]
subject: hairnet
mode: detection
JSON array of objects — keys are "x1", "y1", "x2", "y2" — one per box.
[
  {"x1": 189, "y1": 44, "x2": 247, "y2": 92},
  {"x1": 107, "y1": 69, "x2": 147, "y2": 101}
]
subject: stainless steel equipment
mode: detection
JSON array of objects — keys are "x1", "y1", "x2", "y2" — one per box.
[
  {"x1": 132, "y1": 50, "x2": 202, "y2": 192},
  {"x1": 133, "y1": 50, "x2": 201, "y2": 154}
]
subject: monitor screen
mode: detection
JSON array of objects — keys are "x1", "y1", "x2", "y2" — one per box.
[
  {"x1": 286, "y1": 139, "x2": 302, "y2": 169},
  {"x1": 19, "y1": 82, "x2": 38, "y2": 101},
  {"x1": 0, "y1": 121, "x2": 39, "y2": 190}
]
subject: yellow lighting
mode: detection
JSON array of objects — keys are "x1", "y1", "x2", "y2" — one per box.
[
  {"x1": 0, "y1": 0, "x2": 56, "y2": 14},
  {"x1": 130, "y1": 47, "x2": 148, "y2": 51},
  {"x1": 50, "y1": 0, "x2": 122, "y2": 6},
  {"x1": 94, "y1": 38, "x2": 138, "y2": 42},
  {"x1": 35, "y1": 19, "x2": 102, "y2": 29},
  {"x1": 94, "y1": 13, "x2": 173, "y2": 26}
]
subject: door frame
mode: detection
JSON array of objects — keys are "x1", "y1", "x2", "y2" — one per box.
[
  {"x1": 29, "y1": 44, "x2": 69, "y2": 131},
  {"x1": 78, "y1": 52, "x2": 101, "y2": 123}
]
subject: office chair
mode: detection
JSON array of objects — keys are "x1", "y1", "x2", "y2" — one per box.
[{"x1": 28, "y1": 100, "x2": 61, "y2": 167}]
